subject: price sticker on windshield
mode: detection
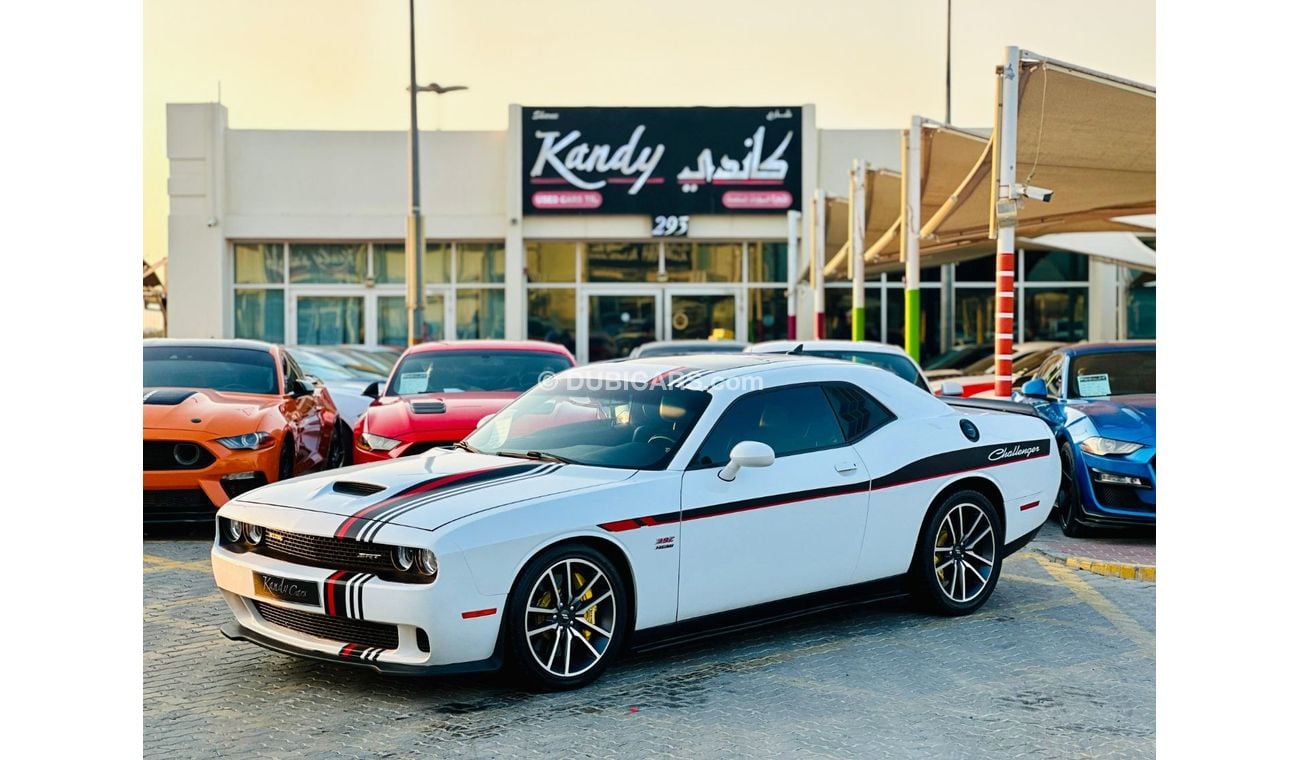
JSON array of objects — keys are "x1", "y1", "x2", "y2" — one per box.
[
  {"x1": 396, "y1": 372, "x2": 427, "y2": 395},
  {"x1": 1076, "y1": 373, "x2": 1112, "y2": 397}
]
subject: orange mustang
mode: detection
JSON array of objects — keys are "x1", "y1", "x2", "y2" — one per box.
[{"x1": 143, "y1": 339, "x2": 347, "y2": 523}]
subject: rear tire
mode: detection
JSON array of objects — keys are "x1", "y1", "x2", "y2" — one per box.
[
  {"x1": 505, "y1": 544, "x2": 628, "y2": 691},
  {"x1": 911, "y1": 490, "x2": 1003, "y2": 616},
  {"x1": 325, "y1": 420, "x2": 350, "y2": 469}
]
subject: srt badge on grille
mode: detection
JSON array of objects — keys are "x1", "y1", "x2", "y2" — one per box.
[{"x1": 358, "y1": 552, "x2": 383, "y2": 559}]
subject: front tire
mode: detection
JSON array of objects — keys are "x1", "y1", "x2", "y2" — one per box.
[
  {"x1": 277, "y1": 434, "x2": 295, "y2": 481},
  {"x1": 911, "y1": 490, "x2": 1003, "y2": 616},
  {"x1": 505, "y1": 544, "x2": 628, "y2": 691},
  {"x1": 325, "y1": 420, "x2": 350, "y2": 469},
  {"x1": 1056, "y1": 445, "x2": 1090, "y2": 538}
]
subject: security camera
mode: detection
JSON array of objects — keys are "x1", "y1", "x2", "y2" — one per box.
[
  {"x1": 1016, "y1": 184, "x2": 1054, "y2": 203},
  {"x1": 206, "y1": 217, "x2": 219, "y2": 228}
]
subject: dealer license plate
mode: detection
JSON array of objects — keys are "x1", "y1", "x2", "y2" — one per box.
[{"x1": 253, "y1": 572, "x2": 321, "y2": 607}]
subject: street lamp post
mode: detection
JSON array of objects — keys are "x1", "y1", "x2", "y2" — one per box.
[{"x1": 404, "y1": 0, "x2": 466, "y2": 346}]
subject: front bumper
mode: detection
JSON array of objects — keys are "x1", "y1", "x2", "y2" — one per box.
[
  {"x1": 1073, "y1": 447, "x2": 1156, "y2": 525},
  {"x1": 211, "y1": 537, "x2": 507, "y2": 674},
  {"x1": 144, "y1": 431, "x2": 280, "y2": 522}
]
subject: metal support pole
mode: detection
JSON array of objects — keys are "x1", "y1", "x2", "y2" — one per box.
[
  {"x1": 851, "y1": 161, "x2": 867, "y2": 341},
  {"x1": 810, "y1": 189, "x2": 826, "y2": 338},
  {"x1": 786, "y1": 210, "x2": 800, "y2": 339},
  {"x1": 903, "y1": 115, "x2": 922, "y2": 361},
  {"x1": 994, "y1": 47, "x2": 1021, "y2": 397},
  {"x1": 404, "y1": 0, "x2": 426, "y2": 346}
]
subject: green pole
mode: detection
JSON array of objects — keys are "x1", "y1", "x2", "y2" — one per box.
[{"x1": 905, "y1": 287, "x2": 921, "y2": 360}]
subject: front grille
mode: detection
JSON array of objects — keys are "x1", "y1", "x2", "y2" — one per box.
[
  {"x1": 1092, "y1": 482, "x2": 1155, "y2": 512},
  {"x1": 144, "y1": 441, "x2": 216, "y2": 471},
  {"x1": 143, "y1": 489, "x2": 215, "y2": 522},
  {"x1": 400, "y1": 441, "x2": 448, "y2": 457},
  {"x1": 253, "y1": 600, "x2": 399, "y2": 650},
  {"x1": 254, "y1": 529, "x2": 425, "y2": 580}
]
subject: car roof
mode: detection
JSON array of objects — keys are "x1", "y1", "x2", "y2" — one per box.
[
  {"x1": 1061, "y1": 340, "x2": 1156, "y2": 356},
  {"x1": 634, "y1": 339, "x2": 750, "y2": 350},
  {"x1": 143, "y1": 338, "x2": 277, "y2": 353},
  {"x1": 747, "y1": 339, "x2": 911, "y2": 357},
  {"x1": 400, "y1": 339, "x2": 573, "y2": 356}
]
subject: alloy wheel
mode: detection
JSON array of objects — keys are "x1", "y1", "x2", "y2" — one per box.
[
  {"x1": 932, "y1": 502, "x2": 997, "y2": 603},
  {"x1": 523, "y1": 558, "x2": 617, "y2": 679}
]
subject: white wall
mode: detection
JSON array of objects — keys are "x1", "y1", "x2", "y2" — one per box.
[{"x1": 166, "y1": 103, "x2": 228, "y2": 338}]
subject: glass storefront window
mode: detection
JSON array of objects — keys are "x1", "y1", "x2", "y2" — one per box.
[
  {"x1": 234, "y1": 289, "x2": 284, "y2": 343},
  {"x1": 748, "y1": 243, "x2": 788, "y2": 283},
  {"x1": 378, "y1": 294, "x2": 446, "y2": 346},
  {"x1": 457, "y1": 243, "x2": 506, "y2": 283},
  {"x1": 234, "y1": 244, "x2": 284, "y2": 284},
  {"x1": 823, "y1": 287, "x2": 882, "y2": 341},
  {"x1": 955, "y1": 256, "x2": 995, "y2": 281},
  {"x1": 748, "y1": 288, "x2": 792, "y2": 343},
  {"x1": 289, "y1": 244, "x2": 366, "y2": 284},
  {"x1": 373, "y1": 243, "x2": 452, "y2": 284},
  {"x1": 526, "y1": 242, "x2": 577, "y2": 283},
  {"x1": 668, "y1": 293, "x2": 737, "y2": 340},
  {"x1": 886, "y1": 287, "x2": 941, "y2": 361},
  {"x1": 953, "y1": 288, "x2": 995, "y2": 347},
  {"x1": 886, "y1": 266, "x2": 942, "y2": 282},
  {"x1": 583, "y1": 243, "x2": 658, "y2": 283},
  {"x1": 1126, "y1": 270, "x2": 1156, "y2": 339},
  {"x1": 456, "y1": 289, "x2": 506, "y2": 339},
  {"x1": 527, "y1": 288, "x2": 576, "y2": 353},
  {"x1": 295, "y1": 295, "x2": 364, "y2": 344},
  {"x1": 1024, "y1": 250, "x2": 1088, "y2": 282},
  {"x1": 1025, "y1": 287, "x2": 1088, "y2": 341},
  {"x1": 664, "y1": 243, "x2": 742, "y2": 283}
]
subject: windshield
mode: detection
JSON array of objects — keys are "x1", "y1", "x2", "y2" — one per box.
[
  {"x1": 143, "y1": 346, "x2": 278, "y2": 395},
  {"x1": 464, "y1": 378, "x2": 711, "y2": 469},
  {"x1": 387, "y1": 350, "x2": 574, "y2": 396},
  {"x1": 803, "y1": 350, "x2": 928, "y2": 391},
  {"x1": 965, "y1": 349, "x2": 1055, "y2": 377},
  {"x1": 923, "y1": 345, "x2": 992, "y2": 371},
  {"x1": 1069, "y1": 350, "x2": 1156, "y2": 398}
]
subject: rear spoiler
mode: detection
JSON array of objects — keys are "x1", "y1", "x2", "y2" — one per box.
[{"x1": 941, "y1": 397, "x2": 1041, "y2": 417}]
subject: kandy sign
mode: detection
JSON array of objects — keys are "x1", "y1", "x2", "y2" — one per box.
[{"x1": 522, "y1": 107, "x2": 802, "y2": 215}]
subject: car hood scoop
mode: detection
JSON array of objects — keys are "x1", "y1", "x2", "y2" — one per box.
[{"x1": 237, "y1": 451, "x2": 634, "y2": 533}]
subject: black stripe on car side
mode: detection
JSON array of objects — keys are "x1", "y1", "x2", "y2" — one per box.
[{"x1": 606, "y1": 438, "x2": 1053, "y2": 531}]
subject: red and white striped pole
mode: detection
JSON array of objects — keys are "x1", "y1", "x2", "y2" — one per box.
[
  {"x1": 994, "y1": 47, "x2": 1021, "y2": 397},
  {"x1": 787, "y1": 209, "x2": 800, "y2": 339}
]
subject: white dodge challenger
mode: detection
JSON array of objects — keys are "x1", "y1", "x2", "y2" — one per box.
[{"x1": 213, "y1": 353, "x2": 1059, "y2": 689}]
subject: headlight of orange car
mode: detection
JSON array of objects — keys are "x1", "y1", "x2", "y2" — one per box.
[{"x1": 215, "y1": 432, "x2": 274, "y2": 450}]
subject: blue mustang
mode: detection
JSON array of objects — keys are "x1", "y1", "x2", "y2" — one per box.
[{"x1": 1014, "y1": 342, "x2": 1155, "y2": 535}]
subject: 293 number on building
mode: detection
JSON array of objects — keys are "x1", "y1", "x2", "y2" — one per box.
[{"x1": 651, "y1": 215, "x2": 690, "y2": 237}]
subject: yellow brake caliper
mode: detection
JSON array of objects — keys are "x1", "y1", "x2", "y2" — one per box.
[
  {"x1": 934, "y1": 525, "x2": 952, "y2": 586},
  {"x1": 573, "y1": 571, "x2": 597, "y2": 639}
]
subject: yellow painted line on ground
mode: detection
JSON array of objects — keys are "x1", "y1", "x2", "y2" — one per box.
[
  {"x1": 143, "y1": 554, "x2": 211, "y2": 573},
  {"x1": 1000, "y1": 572, "x2": 1062, "y2": 588},
  {"x1": 1032, "y1": 553, "x2": 1155, "y2": 654}
]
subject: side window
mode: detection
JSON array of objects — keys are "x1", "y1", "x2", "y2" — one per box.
[
  {"x1": 693, "y1": 385, "x2": 846, "y2": 467},
  {"x1": 822, "y1": 383, "x2": 896, "y2": 442},
  {"x1": 1041, "y1": 356, "x2": 1064, "y2": 398}
]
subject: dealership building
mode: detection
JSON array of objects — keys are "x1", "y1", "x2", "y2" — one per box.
[{"x1": 165, "y1": 103, "x2": 1154, "y2": 364}]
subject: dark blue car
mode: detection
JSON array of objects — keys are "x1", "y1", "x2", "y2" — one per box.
[{"x1": 1014, "y1": 342, "x2": 1156, "y2": 535}]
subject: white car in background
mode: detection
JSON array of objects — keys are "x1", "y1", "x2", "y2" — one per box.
[
  {"x1": 213, "y1": 354, "x2": 1058, "y2": 690},
  {"x1": 747, "y1": 339, "x2": 932, "y2": 393}
]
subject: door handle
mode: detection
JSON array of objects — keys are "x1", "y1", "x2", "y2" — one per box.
[{"x1": 835, "y1": 462, "x2": 858, "y2": 474}]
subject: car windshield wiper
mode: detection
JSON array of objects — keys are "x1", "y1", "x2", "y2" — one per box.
[
  {"x1": 452, "y1": 441, "x2": 478, "y2": 454},
  {"x1": 494, "y1": 450, "x2": 575, "y2": 464}
]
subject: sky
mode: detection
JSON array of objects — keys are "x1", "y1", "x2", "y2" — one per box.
[{"x1": 143, "y1": 0, "x2": 1155, "y2": 267}]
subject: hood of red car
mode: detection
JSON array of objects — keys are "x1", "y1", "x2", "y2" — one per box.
[{"x1": 362, "y1": 392, "x2": 518, "y2": 439}]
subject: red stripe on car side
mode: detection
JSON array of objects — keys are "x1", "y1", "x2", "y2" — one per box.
[
  {"x1": 1020, "y1": 500, "x2": 1040, "y2": 511},
  {"x1": 598, "y1": 519, "x2": 642, "y2": 533},
  {"x1": 461, "y1": 608, "x2": 498, "y2": 619}
]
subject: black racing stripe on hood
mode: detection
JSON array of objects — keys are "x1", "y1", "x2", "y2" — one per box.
[{"x1": 144, "y1": 389, "x2": 197, "y2": 405}]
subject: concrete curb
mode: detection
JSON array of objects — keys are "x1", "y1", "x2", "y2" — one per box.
[{"x1": 1029, "y1": 547, "x2": 1156, "y2": 583}]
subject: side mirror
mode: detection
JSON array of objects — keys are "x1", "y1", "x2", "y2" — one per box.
[
  {"x1": 291, "y1": 378, "x2": 314, "y2": 397},
  {"x1": 362, "y1": 381, "x2": 383, "y2": 400},
  {"x1": 938, "y1": 381, "x2": 963, "y2": 397},
  {"x1": 718, "y1": 440, "x2": 776, "y2": 482},
  {"x1": 1021, "y1": 378, "x2": 1049, "y2": 399},
  {"x1": 474, "y1": 413, "x2": 496, "y2": 430}
]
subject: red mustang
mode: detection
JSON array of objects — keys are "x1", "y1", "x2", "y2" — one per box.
[{"x1": 353, "y1": 340, "x2": 576, "y2": 463}]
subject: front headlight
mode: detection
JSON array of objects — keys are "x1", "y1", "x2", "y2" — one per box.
[
  {"x1": 215, "y1": 432, "x2": 274, "y2": 450},
  {"x1": 1079, "y1": 437, "x2": 1143, "y2": 456},
  {"x1": 417, "y1": 549, "x2": 438, "y2": 577},
  {"x1": 359, "y1": 433, "x2": 402, "y2": 452}
]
